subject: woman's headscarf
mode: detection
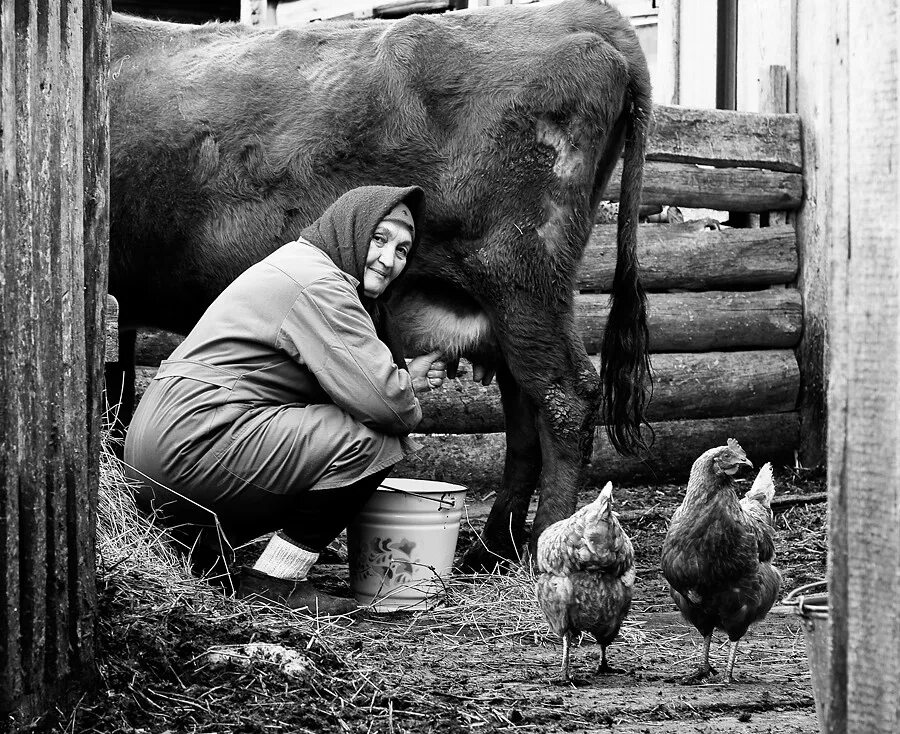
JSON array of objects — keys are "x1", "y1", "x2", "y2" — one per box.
[{"x1": 299, "y1": 185, "x2": 426, "y2": 368}]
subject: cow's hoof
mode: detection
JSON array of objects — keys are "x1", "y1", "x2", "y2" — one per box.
[{"x1": 459, "y1": 541, "x2": 519, "y2": 573}]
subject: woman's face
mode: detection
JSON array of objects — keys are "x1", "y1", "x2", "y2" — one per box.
[{"x1": 363, "y1": 219, "x2": 413, "y2": 297}]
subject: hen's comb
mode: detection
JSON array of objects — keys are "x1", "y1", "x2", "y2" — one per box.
[{"x1": 727, "y1": 437, "x2": 744, "y2": 453}]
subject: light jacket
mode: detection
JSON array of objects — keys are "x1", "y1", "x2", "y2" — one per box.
[{"x1": 124, "y1": 185, "x2": 426, "y2": 506}]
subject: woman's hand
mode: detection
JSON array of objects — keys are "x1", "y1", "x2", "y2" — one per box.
[{"x1": 407, "y1": 350, "x2": 447, "y2": 393}]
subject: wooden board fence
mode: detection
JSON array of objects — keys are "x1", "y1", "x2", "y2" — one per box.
[
  {"x1": 0, "y1": 1, "x2": 109, "y2": 725},
  {"x1": 395, "y1": 413, "x2": 800, "y2": 486}
]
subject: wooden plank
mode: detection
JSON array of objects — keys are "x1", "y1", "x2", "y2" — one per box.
[
  {"x1": 240, "y1": 0, "x2": 277, "y2": 25},
  {"x1": 672, "y1": 0, "x2": 717, "y2": 109},
  {"x1": 15, "y1": 0, "x2": 46, "y2": 702},
  {"x1": 0, "y1": 0, "x2": 23, "y2": 712},
  {"x1": 410, "y1": 350, "x2": 798, "y2": 433},
  {"x1": 133, "y1": 290, "x2": 803, "y2": 370},
  {"x1": 794, "y1": 3, "x2": 847, "y2": 729},
  {"x1": 760, "y1": 66, "x2": 790, "y2": 227},
  {"x1": 0, "y1": 0, "x2": 104, "y2": 722},
  {"x1": 79, "y1": 0, "x2": 108, "y2": 687},
  {"x1": 653, "y1": 0, "x2": 680, "y2": 105},
  {"x1": 576, "y1": 289, "x2": 803, "y2": 354},
  {"x1": 793, "y1": 2, "x2": 830, "y2": 469},
  {"x1": 834, "y1": 3, "x2": 900, "y2": 732},
  {"x1": 578, "y1": 222, "x2": 797, "y2": 291},
  {"x1": 735, "y1": 0, "x2": 792, "y2": 113},
  {"x1": 374, "y1": 0, "x2": 450, "y2": 15},
  {"x1": 604, "y1": 160, "x2": 803, "y2": 212},
  {"x1": 394, "y1": 412, "x2": 800, "y2": 487},
  {"x1": 41, "y1": 0, "x2": 69, "y2": 686},
  {"x1": 649, "y1": 105, "x2": 802, "y2": 173}
]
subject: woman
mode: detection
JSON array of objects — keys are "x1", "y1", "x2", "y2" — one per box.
[{"x1": 125, "y1": 185, "x2": 445, "y2": 614}]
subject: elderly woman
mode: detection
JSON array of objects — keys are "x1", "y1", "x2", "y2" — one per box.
[{"x1": 125, "y1": 185, "x2": 445, "y2": 614}]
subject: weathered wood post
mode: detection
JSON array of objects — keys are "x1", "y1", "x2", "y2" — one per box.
[
  {"x1": 0, "y1": 0, "x2": 110, "y2": 727},
  {"x1": 822, "y1": 0, "x2": 900, "y2": 731}
]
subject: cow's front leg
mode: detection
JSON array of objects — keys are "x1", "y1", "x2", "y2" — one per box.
[
  {"x1": 104, "y1": 328, "x2": 138, "y2": 457},
  {"x1": 530, "y1": 359, "x2": 601, "y2": 553},
  {"x1": 461, "y1": 361, "x2": 541, "y2": 571}
]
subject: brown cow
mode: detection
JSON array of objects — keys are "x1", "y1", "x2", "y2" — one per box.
[{"x1": 108, "y1": 0, "x2": 652, "y2": 568}]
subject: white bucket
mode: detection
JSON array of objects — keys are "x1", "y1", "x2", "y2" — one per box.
[{"x1": 347, "y1": 478, "x2": 467, "y2": 612}]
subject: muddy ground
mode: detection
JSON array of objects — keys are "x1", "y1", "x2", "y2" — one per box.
[{"x1": 56, "y1": 465, "x2": 826, "y2": 734}]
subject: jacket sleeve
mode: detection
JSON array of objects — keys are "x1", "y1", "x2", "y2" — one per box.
[{"x1": 276, "y1": 275, "x2": 422, "y2": 435}]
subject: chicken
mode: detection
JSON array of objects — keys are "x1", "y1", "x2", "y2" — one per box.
[
  {"x1": 535, "y1": 482, "x2": 635, "y2": 682},
  {"x1": 661, "y1": 440, "x2": 781, "y2": 683}
]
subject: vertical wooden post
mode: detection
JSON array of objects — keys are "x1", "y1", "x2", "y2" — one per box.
[
  {"x1": 826, "y1": 3, "x2": 900, "y2": 732},
  {"x1": 793, "y1": 0, "x2": 832, "y2": 467},
  {"x1": 671, "y1": 0, "x2": 718, "y2": 109},
  {"x1": 654, "y1": 0, "x2": 681, "y2": 105},
  {"x1": 240, "y1": 0, "x2": 278, "y2": 26},
  {"x1": 760, "y1": 65, "x2": 789, "y2": 227},
  {"x1": 735, "y1": 0, "x2": 792, "y2": 113},
  {"x1": 0, "y1": 0, "x2": 109, "y2": 726}
]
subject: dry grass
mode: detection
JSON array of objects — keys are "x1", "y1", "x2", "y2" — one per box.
[{"x1": 71, "y1": 437, "x2": 610, "y2": 732}]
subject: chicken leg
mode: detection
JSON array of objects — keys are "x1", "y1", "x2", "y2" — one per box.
[
  {"x1": 597, "y1": 645, "x2": 626, "y2": 675},
  {"x1": 682, "y1": 633, "x2": 717, "y2": 684},
  {"x1": 723, "y1": 640, "x2": 740, "y2": 683},
  {"x1": 560, "y1": 631, "x2": 572, "y2": 682}
]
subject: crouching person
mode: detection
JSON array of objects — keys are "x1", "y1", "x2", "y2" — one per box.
[{"x1": 124, "y1": 185, "x2": 446, "y2": 615}]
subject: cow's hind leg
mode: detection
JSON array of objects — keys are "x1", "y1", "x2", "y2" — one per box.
[
  {"x1": 531, "y1": 351, "x2": 601, "y2": 554},
  {"x1": 461, "y1": 360, "x2": 541, "y2": 571}
]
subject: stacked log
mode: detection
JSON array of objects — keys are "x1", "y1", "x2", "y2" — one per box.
[{"x1": 127, "y1": 103, "x2": 804, "y2": 484}]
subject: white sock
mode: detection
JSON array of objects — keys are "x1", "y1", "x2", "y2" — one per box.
[{"x1": 252, "y1": 534, "x2": 318, "y2": 580}]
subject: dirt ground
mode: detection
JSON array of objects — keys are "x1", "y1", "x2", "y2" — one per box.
[
  {"x1": 55, "y1": 464, "x2": 826, "y2": 734},
  {"x1": 340, "y1": 467, "x2": 826, "y2": 734}
]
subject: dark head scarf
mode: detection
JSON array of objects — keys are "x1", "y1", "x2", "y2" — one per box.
[{"x1": 299, "y1": 185, "x2": 426, "y2": 367}]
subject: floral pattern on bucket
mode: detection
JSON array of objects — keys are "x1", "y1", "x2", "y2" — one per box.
[{"x1": 351, "y1": 536, "x2": 418, "y2": 586}]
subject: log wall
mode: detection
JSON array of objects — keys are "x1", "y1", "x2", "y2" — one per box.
[
  {"x1": 125, "y1": 102, "x2": 804, "y2": 484},
  {"x1": 0, "y1": 0, "x2": 109, "y2": 725}
]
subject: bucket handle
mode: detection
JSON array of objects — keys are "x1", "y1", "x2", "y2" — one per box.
[
  {"x1": 783, "y1": 580, "x2": 828, "y2": 617},
  {"x1": 378, "y1": 481, "x2": 458, "y2": 509}
]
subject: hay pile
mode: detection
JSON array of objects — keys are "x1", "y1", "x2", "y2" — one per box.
[{"x1": 68, "y1": 439, "x2": 644, "y2": 733}]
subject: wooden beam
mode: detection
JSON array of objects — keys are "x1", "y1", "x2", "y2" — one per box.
[
  {"x1": 132, "y1": 289, "x2": 804, "y2": 370},
  {"x1": 604, "y1": 160, "x2": 803, "y2": 212},
  {"x1": 649, "y1": 105, "x2": 802, "y2": 172},
  {"x1": 394, "y1": 412, "x2": 800, "y2": 487},
  {"x1": 576, "y1": 289, "x2": 803, "y2": 354},
  {"x1": 411, "y1": 350, "x2": 799, "y2": 433},
  {"x1": 578, "y1": 222, "x2": 797, "y2": 291}
]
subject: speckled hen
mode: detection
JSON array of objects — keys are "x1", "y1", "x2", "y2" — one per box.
[
  {"x1": 661, "y1": 440, "x2": 781, "y2": 683},
  {"x1": 535, "y1": 482, "x2": 635, "y2": 682}
]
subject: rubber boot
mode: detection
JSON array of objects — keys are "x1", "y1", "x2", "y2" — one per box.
[{"x1": 236, "y1": 566, "x2": 358, "y2": 615}]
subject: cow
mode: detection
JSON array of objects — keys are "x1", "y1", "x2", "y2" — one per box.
[{"x1": 108, "y1": 0, "x2": 652, "y2": 569}]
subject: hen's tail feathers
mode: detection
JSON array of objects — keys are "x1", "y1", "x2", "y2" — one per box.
[
  {"x1": 592, "y1": 481, "x2": 614, "y2": 515},
  {"x1": 744, "y1": 462, "x2": 775, "y2": 508}
]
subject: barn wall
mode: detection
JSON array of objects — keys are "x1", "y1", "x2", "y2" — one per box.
[{"x1": 0, "y1": 0, "x2": 110, "y2": 725}]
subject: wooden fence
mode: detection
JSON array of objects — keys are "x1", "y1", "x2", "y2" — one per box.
[
  {"x1": 126, "y1": 101, "x2": 804, "y2": 487},
  {"x1": 0, "y1": 1, "x2": 110, "y2": 726}
]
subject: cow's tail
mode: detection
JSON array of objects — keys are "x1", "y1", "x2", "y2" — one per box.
[{"x1": 600, "y1": 82, "x2": 652, "y2": 455}]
